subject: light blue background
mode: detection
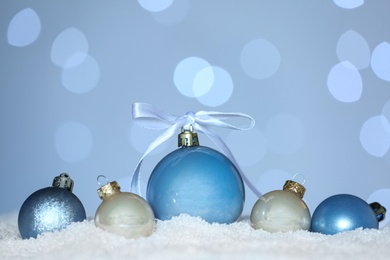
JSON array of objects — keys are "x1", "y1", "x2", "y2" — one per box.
[{"x1": 1, "y1": 0, "x2": 390, "y2": 227}]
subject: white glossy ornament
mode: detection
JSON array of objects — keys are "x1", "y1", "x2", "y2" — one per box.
[
  {"x1": 94, "y1": 176, "x2": 155, "y2": 238},
  {"x1": 250, "y1": 179, "x2": 311, "y2": 232}
]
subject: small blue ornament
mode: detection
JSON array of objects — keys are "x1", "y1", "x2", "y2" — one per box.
[
  {"x1": 147, "y1": 126, "x2": 244, "y2": 224},
  {"x1": 18, "y1": 173, "x2": 86, "y2": 239},
  {"x1": 310, "y1": 194, "x2": 386, "y2": 235}
]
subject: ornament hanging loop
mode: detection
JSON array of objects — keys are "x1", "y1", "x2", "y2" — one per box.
[
  {"x1": 292, "y1": 173, "x2": 306, "y2": 185},
  {"x1": 97, "y1": 175, "x2": 110, "y2": 187},
  {"x1": 184, "y1": 111, "x2": 196, "y2": 127}
]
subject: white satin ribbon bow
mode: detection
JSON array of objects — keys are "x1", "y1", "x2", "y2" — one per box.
[{"x1": 130, "y1": 102, "x2": 262, "y2": 198}]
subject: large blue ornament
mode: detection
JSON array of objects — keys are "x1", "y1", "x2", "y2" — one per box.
[
  {"x1": 310, "y1": 194, "x2": 385, "y2": 235},
  {"x1": 147, "y1": 126, "x2": 245, "y2": 224},
  {"x1": 18, "y1": 173, "x2": 86, "y2": 239}
]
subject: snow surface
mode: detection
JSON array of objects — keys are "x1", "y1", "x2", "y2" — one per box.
[{"x1": 1, "y1": 213, "x2": 390, "y2": 260}]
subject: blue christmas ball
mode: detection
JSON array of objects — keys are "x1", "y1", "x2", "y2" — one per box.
[
  {"x1": 310, "y1": 194, "x2": 378, "y2": 235},
  {"x1": 147, "y1": 145, "x2": 245, "y2": 223},
  {"x1": 18, "y1": 187, "x2": 86, "y2": 239}
]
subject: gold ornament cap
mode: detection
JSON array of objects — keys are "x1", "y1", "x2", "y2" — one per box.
[
  {"x1": 283, "y1": 180, "x2": 306, "y2": 199},
  {"x1": 52, "y1": 173, "x2": 74, "y2": 192},
  {"x1": 96, "y1": 175, "x2": 121, "y2": 200},
  {"x1": 178, "y1": 125, "x2": 199, "y2": 147}
]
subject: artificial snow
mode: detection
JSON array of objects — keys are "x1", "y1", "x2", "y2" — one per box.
[{"x1": 1, "y1": 213, "x2": 390, "y2": 259}]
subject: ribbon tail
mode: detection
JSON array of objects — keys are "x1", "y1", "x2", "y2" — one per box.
[
  {"x1": 129, "y1": 120, "x2": 186, "y2": 197},
  {"x1": 130, "y1": 162, "x2": 143, "y2": 195}
]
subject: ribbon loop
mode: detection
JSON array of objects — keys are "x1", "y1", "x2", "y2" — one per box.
[{"x1": 130, "y1": 102, "x2": 262, "y2": 198}]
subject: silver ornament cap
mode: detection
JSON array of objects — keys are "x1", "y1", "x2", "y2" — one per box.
[{"x1": 52, "y1": 173, "x2": 74, "y2": 191}]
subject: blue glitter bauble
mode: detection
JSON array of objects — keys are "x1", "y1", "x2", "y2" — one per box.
[
  {"x1": 310, "y1": 194, "x2": 378, "y2": 235},
  {"x1": 147, "y1": 146, "x2": 245, "y2": 223},
  {"x1": 18, "y1": 187, "x2": 86, "y2": 239}
]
